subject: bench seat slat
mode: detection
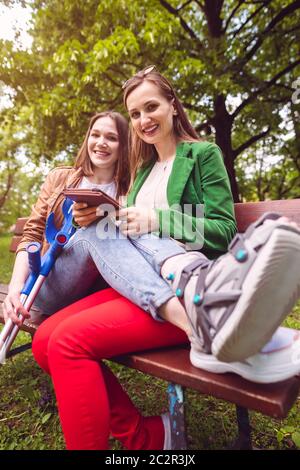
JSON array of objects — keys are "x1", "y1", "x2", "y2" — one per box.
[
  {"x1": 0, "y1": 284, "x2": 46, "y2": 335},
  {"x1": 113, "y1": 348, "x2": 300, "y2": 419}
]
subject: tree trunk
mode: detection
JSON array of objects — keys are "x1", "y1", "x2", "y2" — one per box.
[
  {"x1": 203, "y1": 0, "x2": 224, "y2": 38},
  {"x1": 0, "y1": 171, "x2": 13, "y2": 210},
  {"x1": 212, "y1": 94, "x2": 240, "y2": 202}
]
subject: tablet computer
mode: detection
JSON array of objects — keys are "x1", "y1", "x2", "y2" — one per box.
[{"x1": 63, "y1": 188, "x2": 121, "y2": 210}]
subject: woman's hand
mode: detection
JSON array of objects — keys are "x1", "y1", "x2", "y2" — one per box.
[
  {"x1": 72, "y1": 202, "x2": 99, "y2": 228},
  {"x1": 117, "y1": 206, "x2": 159, "y2": 237},
  {"x1": 2, "y1": 290, "x2": 30, "y2": 326}
]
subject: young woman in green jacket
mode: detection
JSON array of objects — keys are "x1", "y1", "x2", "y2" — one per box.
[{"x1": 31, "y1": 67, "x2": 300, "y2": 450}]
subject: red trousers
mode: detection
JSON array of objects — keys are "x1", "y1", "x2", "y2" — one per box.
[{"x1": 32, "y1": 288, "x2": 187, "y2": 450}]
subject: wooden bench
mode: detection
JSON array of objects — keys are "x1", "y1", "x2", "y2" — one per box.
[{"x1": 1, "y1": 199, "x2": 300, "y2": 450}]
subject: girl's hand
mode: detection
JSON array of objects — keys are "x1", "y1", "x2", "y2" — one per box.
[
  {"x1": 117, "y1": 206, "x2": 159, "y2": 237},
  {"x1": 72, "y1": 202, "x2": 99, "y2": 227},
  {"x1": 2, "y1": 290, "x2": 30, "y2": 326}
]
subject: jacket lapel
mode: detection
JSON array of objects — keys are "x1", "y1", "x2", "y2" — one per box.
[
  {"x1": 127, "y1": 142, "x2": 196, "y2": 206},
  {"x1": 167, "y1": 142, "x2": 194, "y2": 205}
]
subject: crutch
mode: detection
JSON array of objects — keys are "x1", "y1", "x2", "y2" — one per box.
[{"x1": 0, "y1": 198, "x2": 75, "y2": 363}]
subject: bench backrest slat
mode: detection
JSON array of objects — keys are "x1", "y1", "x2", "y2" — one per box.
[
  {"x1": 10, "y1": 200, "x2": 300, "y2": 252},
  {"x1": 10, "y1": 236, "x2": 23, "y2": 253},
  {"x1": 235, "y1": 200, "x2": 300, "y2": 232},
  {"x1": 10, "y1": 217, "x2": 29, "y2": 253},
  {"x1": 14, "y1": 217, "x2": 29, "y2": 235}
]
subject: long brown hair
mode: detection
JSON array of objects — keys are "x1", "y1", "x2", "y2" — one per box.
[
  {"x1": 123, "y1": 67, "x2": 200, "y2": 180},
  {"x1": 75, "y1": 111, "x2": 130, "y2": 197}
]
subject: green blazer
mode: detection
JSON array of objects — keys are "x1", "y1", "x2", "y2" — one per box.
[{"x1": 127, "y1": 141, "x2": 237, "y2": 259}]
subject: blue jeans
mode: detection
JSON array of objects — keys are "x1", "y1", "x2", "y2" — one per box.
[{"x1": 35, "y1": 220, "x2": 185, "y2": 318}]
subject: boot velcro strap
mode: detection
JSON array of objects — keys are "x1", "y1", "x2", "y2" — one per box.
[
  {"x1": 194, "y1": 306, "x2": 213, "y2": 354},
  {"x1": 176, "y1": 259, "x2": 209, "y2": 297},
  {"x1": 194, "y1": 263, "x2": 210, "y2": 294},
  {"x1": 190, "y1": 264, "x2": 214, "y2": 353},
  {"x1": 244, "y1": 212, "x2": 281, "y2": 238},
  {"x1": 202, "y1": 291, "x2": 241, "y2": 307},
  {"x1": 228, "y1": 233, "x2": 247, "y2": 258},
  {"x1": 229, "y1": 212, "x2": 283, "y2": 257},
  {"x1": 194, "y1": 290, "x2": 241, "y2": 353}
]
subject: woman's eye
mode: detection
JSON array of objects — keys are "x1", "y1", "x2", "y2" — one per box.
[
  {"x1": 108, "y1": 135, "x2": 118, "y2": 141},
  {"x1": 130, "y1": 112, "x2": 140, "y2": 119},
  {"x1": 147, "y1": 104, "x2": 157, "y2": 112}
]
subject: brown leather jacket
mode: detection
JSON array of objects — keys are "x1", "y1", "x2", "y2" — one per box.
[{"x1": 17, "y1": 166, "x2": 84, "y2": 255}]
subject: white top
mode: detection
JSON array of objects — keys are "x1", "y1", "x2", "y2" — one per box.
[
  {"x1": 135, "y1": 158, "x2": 190, "y2": 250},
  {"x1": 135, "y1": 159, "x2": 174, "y2": 209},
  {"x1": 78, "y1": 176, "x2": 117, "y2": 199}
]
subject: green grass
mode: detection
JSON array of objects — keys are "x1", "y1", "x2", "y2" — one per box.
[
  {"x1": 0, "y1": 234, "x2": 299, "y2": 450},
  {"x1": 0, "y1": 234, "x2": 15, "y2": 284}
]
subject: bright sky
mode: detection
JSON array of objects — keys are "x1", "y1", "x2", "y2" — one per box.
[
  {"x1": 0, "y1": 3, "x2": 32, "y2": 48},
  {"x1": 0, "y1": 4, "x2": 32, "y2": 110}
]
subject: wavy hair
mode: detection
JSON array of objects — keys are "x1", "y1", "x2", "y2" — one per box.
[
  {"x1": 123, "y1": 68, "x2": 200, "y2": 181},
  {"x1": 75, "y1": 111, "x2": 130, "y2": 197}
]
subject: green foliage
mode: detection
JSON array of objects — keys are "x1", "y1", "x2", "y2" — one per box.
[
  {"x1": 0, "y1": 0, "x2": 299, "y2": 205},
  {"x1": 0, "y1": 346, "x2": 64, "y2": 450},
  {"x1": 276, "y1": 426, "x2": 300, "y2": 449},
  {"x1": 0, "y1": 168, "x2": 44, "y2": 234},
  {"x1": 236, "y1": 138, "x2": 300, "y2": 202},
  {"x1": 0, "y1": 234, "x2": 15, "y2": 283}
]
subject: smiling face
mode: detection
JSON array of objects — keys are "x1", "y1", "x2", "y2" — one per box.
[
  {"x1": 126, "y1": 80, "x2": 177, "y2": 146},
  {"x1": 87, "y1": 116, "x2": 120, "y2": 172}
]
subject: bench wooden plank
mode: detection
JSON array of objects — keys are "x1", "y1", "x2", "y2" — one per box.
[
  {"x1": 9, "y1": 219, "x2": 28, "y2": 251},
  {"x1": 0, "y1": 284, "x2": 46, "y2": 335},
  {"x1": 14, "y1": 218, "x2": 29, "y2": 235},
  {"x1": 234, "y1": 200, "x2": 300, "y2": 232},
  {"x1": 113, "y1": 348, "x2": 300, "y2": 419},
  {"x1": 10, "y1": 201, "x2": 300, "y2": 253},
  {"x1": 9, "y1": 236, "x2": 23, "y2": 253}
]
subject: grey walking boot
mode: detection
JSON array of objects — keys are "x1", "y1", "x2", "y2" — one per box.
[{"x1": 162, "y1": 213, "x2": 300, "y2": 362}]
